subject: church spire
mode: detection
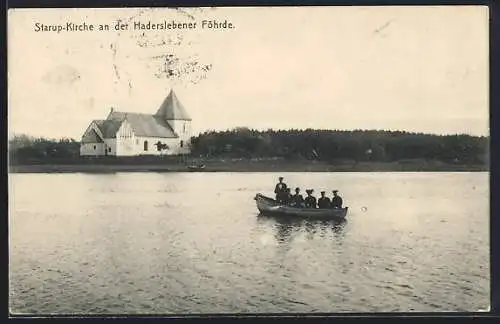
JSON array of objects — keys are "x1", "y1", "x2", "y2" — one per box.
[{"x1": 155, "y1": 89, "x2": 192, "y2": 121}]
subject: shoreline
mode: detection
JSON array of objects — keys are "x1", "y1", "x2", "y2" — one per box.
[{"x1": 8, "y1": 160, "x2": 489, "y2": 173}]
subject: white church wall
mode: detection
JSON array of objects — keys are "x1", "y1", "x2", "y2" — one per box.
[
  {"x1": 115, "y1": 120, "x2": 136, "y2": 156},
  {"x1": 80, "y1": 143, "x2": 106, "y2": 156},
  {"x1": 167, "y1": 120, "x2": 192, "y2": 155},
  {"x1": 104, "y1": 138, "x2": 117, "y2": 156},
  {"x1": 132, "y1": 136, "x2": 184, "y2": 156},
  {"x1": 113, "y1": 119, "x2": 191, "y2": 156}
]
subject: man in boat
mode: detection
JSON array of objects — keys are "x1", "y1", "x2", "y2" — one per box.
[
  {"x1": 304, "y1": 189, "x2": 317, "y2": 209},
  {"x1": 318, "y1": 191, "x2": 331, "y2": 209},
  {"x1": 290, "y1": 187, "x2": 305, "y2": 208},
  {"x1": 331, "y1": 190, "x2": 343, "y2": 208},
  {"x1": 283, "y1": 188, "x2": 293, "y2": 205},
  {"x1": 274, "y1": 176, "x2": 288, "y2": 204}
]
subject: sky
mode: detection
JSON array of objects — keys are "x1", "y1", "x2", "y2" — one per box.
[{"x1": 8, "y1": 6, "x2": 489, "y2": 139}]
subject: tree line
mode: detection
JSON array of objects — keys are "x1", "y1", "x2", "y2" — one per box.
[
  {"x1": 189, "y1": 128, "x2": 489, "y2": 164},
  {"x1": 8, "y1": 134, "x2": 81, "y2": 163},
  {"x1": 8, "y1": 129, "x2": 489, "y2": 165}
]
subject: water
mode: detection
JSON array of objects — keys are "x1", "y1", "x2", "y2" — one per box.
[{"x1": 9, "y1": 172, "x2": 489, "y2": 314}]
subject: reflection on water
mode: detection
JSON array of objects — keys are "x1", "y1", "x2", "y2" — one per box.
[
  {"x1": 257, "y1": 214, "x2": 347, "y2": 245},
  {"x1": 9, "y1": 172, "x2": 489, "y2": 314}
]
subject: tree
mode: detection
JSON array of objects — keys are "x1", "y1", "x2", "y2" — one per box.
[{"x1": 189, "y1": 129, "x2": 489, "y2": 164}]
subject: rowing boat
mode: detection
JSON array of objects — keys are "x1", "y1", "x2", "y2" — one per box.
[
  {"x1": 254, "y1": 193, "x2": 348, "y2": 220},
  {"x1": 187, "y1": 164, "x2": 206, "y2": 171}
]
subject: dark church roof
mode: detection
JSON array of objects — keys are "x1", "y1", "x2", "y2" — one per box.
[
  {"x1": 81, "y1": 128, "x2": 104, "y2": 143},
  {"x1": 107, "y1": 111, "x2": 177, "y2": 138},
  {"x1": 155, "y1": 89, "x2": 192, "y2": 121},
  {"x1": 93, "y1": 119, "x2": 123, "y2": 138}
]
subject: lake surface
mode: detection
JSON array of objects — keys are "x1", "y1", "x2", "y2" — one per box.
[{"x1": 9, "y1": 172, "x2": 490, "y2": 314}]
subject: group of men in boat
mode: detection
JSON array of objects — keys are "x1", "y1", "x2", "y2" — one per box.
[{"x1": 274, "y1": 176, "x2": 343, "y2": 209}]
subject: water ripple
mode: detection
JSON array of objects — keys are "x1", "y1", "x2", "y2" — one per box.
[{"x1": 9, "y1": 172, "x2": 490, "y2": 314}]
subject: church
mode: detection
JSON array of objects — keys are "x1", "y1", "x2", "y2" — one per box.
[{"x1": 80, "y1": 90, "x2": 192, "y2": 157}]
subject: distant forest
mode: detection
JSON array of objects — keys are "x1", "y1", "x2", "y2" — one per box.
[
  {"x1": 9, "y1": 135, "x2": 81, "y2": 163},
  {"x1": 190, "y1": 128, "x2": 489, "y2": 164},
  {"x1": 8, "y1": 128, "x2": 489, "y2": 165}
]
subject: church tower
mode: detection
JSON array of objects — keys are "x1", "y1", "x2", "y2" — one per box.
[{"x1": 154, "y1": 89, "x2": 192, "y2": 152}]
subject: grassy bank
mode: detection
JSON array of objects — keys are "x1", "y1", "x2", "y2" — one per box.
[{"x1": 8, "y1": 158, "x2": 489, "y2": 173}]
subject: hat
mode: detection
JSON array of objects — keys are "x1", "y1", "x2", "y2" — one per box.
[
  {"x1": 332, "y1": 190, "x2": 339, "y2": 193},
  {"x1": 295, "y1": 187, "x2": 300, "y2": 191},
  {"x1": 279, "y1": 176, "x2": 284, "y2": 180},
  {"x1": 306, "y1": 189, "x2": 313, "y2": 193},
  {"x1": 320, "y1": 191, "x2": 325, "y2": 194}
]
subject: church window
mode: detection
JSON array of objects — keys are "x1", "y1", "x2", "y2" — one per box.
[
  {"x1": 108, "y1": 148, "x2": 111, "y2": 153},
  {"x1": 93, "y1": 145, "x2": 96, "y2": 150},
  {"x1": 144, "y1": 141, "x2": 148, "y2": 151},
  {"x1": 180, "y1": 140, "x2": 184, "y2": 148}
]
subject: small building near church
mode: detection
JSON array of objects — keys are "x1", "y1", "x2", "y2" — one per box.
[{"x1": 80, "y1": 89, "x2": 192, "y2": 157}]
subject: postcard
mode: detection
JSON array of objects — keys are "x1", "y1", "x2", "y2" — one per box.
[{"x1": 8, "y1": 6, "x2": 490, "y2": 315}]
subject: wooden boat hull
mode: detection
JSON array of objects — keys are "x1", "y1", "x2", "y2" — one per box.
[
  {"x1": 187, "y1": 165, "x2": 206, "y2": 172},
  {"x1": 254, "y1": 193, "x2": 348, "y2": 220}
]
